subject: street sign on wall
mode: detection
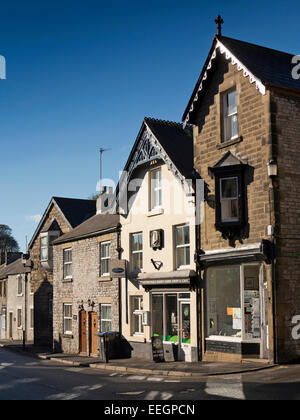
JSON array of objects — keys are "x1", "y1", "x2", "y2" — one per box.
[{"x1": 110, "y1": 259, "x2": 127, "y2": 278}]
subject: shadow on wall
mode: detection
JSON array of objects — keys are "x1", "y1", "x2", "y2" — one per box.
[{"x1": 34, "y1": 275, "x2": 53, "y2": 349}]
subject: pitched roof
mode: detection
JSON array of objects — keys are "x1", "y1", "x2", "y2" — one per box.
[
  {"x1": 28, "y1": 197, "x2": 96, "y2": 249},
  {"x1": 123, "y1": 117, "x2": 194, "y2": 180},
  {"x1": 183, "y1": 35, "x2": 300, "y2": 124},
  {"x1": 144, "y1": 118, "x2": 194, "y2": 179},
  {"x1": 0, "y1": 258, "x2": 31, "y2": 280},
  {"x1": 53, "y1": 213, "x2": 120, "y2": 245}
]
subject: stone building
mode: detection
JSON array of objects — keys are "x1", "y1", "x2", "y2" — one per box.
[
  {"x1": 117, "y1": 117, "x2": 199, "y2": 362},
  {"x1": 52, "y1": 208, "x2": 120, "y2": 355},
  {"x1": 0, "y1": 252, "x2": 22, "y2": 339},
  {"x1": 182, "y1": 29, "x2": 300, "y2": 363},
  {"x1": 0, "y1": 256, "x2": 33, "y2": 341},
  {"x1": 28, "y1": 197, "x2": 96, "y2": 347}
]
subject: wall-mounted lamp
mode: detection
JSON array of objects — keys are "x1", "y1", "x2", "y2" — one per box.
[
  {"x1": 78, "y1": 300, "x2": 84, "y2": 310},
  {"x1": 88, "y1": 299, "x2": 95, "y2": 308},
  {"x1": 267, "y1": 160, "x2": 278, "y2": 178}
]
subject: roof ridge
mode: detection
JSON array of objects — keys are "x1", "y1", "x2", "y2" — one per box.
[
  {"x1": 53, "y1": 196, "x2": 95, "y2": 202},
  {"x1": 218, "y1": 35, "x2": 295, "y2": 58},
  {"x1": 144, "y1": 117, "x2": 183, "y2": 127}
]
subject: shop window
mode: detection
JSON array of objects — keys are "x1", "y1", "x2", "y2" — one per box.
[
  {"x1": 206, "y1": 264, "x2": 262, "y2": 341},
  {"x1": 131, "y1": 296, "x2": 144, "y2": 335},
  {"x1": 63, "y1": 304, "x2": 72, "y2": 335},
  {"x1": 100, "y1": 241, "x2": 111, "y2": 276},
  {"x1": 63, "y1": 248, "x2": 72, "y2": 279},
  {"x1": 131, "y1": 233, "x2": 143, "y2": 272},
  {"x1": 100, "y1": 304, "x2": 112, "y2": 332},
  {"x1": 174, "y1": 224, "x2": 190, "y2": 269},
  {"x1": 222, "y1": 89, "x2": 238, "y2": 142},
  {"x1": 151, "y1": 292, "x2": 191, "y2": 344}
]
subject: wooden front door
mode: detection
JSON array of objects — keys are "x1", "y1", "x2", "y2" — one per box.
[
  {"x1": 79, "y1": 310, "x2": 87, "y2": 354},
  {"x1": 89, "y1": 312, "x2": 98, "y2": 356}
]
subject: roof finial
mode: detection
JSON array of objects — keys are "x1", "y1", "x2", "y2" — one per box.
[{"x1": 215, "y1": 14, "x2": 224, "y2": 37}]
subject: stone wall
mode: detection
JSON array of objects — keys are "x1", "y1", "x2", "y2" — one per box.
[
  {"x1": 29, "y1": 203, "x2": 71, "y2": 346},
  {"x1": 53, "y1": 232, "x2": 120, "y2": 355}
]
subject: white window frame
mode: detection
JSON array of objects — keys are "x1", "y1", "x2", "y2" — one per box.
[
  {"x1": 131, "y1": 232, "x2": 143, "y2": 272},
  {"x1": 17, "y1": 276, "x2": 23, "y2": 296},
  {"x1": 100, "y1": 304, "x2": 112, "y2": 332},
  {"x1": 220, "y1": 177, "x2": 239, "y2": 223},
  {"x1": 17, "y1": 308, "x2": 22, "y2": 330},
  {"x1": 222, "y1": 88, "x2": 238, "y2": 142},
  {"x1": 150, "y1": 167, "x2": 162, "y2": 211},
  {"x1": 174, "y1": 224, "x2": 190, "y2": 270},
  {"x1": 131, "y1": 296, "x2": 144, "y2": 336},
  {"x1": 100, "y1": 241, "x2": 111, "y2": 277},
  {"x1": 63, "y1": 303, "x2": 72, "y2": 335},
  {"x1": 40, "y1": 231, "x2": 60, "y2": 262},
  {"x1": 63, "y1": 248, "x2": 72, "y2": 279}
]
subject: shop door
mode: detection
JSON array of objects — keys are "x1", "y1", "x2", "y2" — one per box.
[
  {"x1": 261, "y1": 281, "x2": 269, "y2": 359},
  {"x1": 79, "y1": 310, "x2": 87, "y2": 354},
  {"x1": 89, "y1": 312, "x2": 98, "y2": 356},
  {"x1": 178, "y1": 302, "x2": 191, "y2": 362}
]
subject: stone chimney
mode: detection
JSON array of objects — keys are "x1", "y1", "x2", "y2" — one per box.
[{"x1": 96, "y1": 187, "x2": 115, "y2": 215}]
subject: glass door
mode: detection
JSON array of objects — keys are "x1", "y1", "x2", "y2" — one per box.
[
  {"x1": 242, "y1": 264, "x2": 262, "y2": 343},
  {"x1": 178, "y1": 301, "x2": 191, "y2": 362}
]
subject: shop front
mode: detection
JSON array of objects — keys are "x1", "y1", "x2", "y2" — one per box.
[
  {"x1": 200, "y1": 244, "x2": 271, "y2": 362},
  {"x1": 139, "y1": 270, "x2": 198, "y2": 363}
]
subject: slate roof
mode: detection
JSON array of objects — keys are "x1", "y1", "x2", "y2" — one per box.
[
  {"x1": 144, "y1": 118, "x2": 194, "y2": 179},
  {"x1": 53, "y1": 213, "x2": 120, "y2": 245},
  {"x1": 219, "y1": 36, "x2": 299, "y2": 91},
  {"x1": 183, "y1": 35, "x2": 300, "y2": 123},
  {"x1": 28, "y1": 197, "x2": 96, "y2": 250},
  {"x1": 0, "y1": 258, "x2": 31, "y2": 280}
]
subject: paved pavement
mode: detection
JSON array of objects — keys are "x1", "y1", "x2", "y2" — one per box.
[
  {"x1": 0, "y1": 346, "x2": 300, "y2": 400},
  {"x1": 0, "y1": 339, "x2": 275, "y2": 377}
]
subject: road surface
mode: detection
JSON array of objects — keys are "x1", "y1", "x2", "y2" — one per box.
[{"x1": 0, "y1": 347, "x2": 300, "y2": 400}]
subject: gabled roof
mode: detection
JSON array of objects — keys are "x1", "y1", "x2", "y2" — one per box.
[
  {"x1": 123, "y1": 117, "x2": 194, "y2": 181},
  {"x1": 0, "y1": 258, "x2": 31, "y2": 280},
  {"x1": 28, "y1": 197, "x2": 96, "y2": 250},
  {"x1": 183, "y1": 35, "x2": 300, "y2": 125},
  {"x1": 53, "y1": 213, "x2": 120, "y2": 245}
]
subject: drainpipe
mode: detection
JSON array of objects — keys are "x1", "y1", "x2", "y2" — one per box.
[{"x1": 117, "y1": 224, "x2": 123, "y2": 336}]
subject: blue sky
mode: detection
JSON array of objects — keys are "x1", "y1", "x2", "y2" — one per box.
[{"x1": 1, "y1": 0, "x2": 299, "y2": 252}]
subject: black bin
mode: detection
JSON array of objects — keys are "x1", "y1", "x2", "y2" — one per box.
[{"x1": 98, "y1": 331, "x2": 122, "y2": 362}]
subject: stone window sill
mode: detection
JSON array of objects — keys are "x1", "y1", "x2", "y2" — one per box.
[
  {"x1": 98, "y1": 276, "x2": 112, "y2": 282},
  {"x1": 62, "y1": 334, "x2": 73, "y2": 339},
  {"x1": 62, "y1": 278, "x2": 73, "y2": 284},
  {"x1": 217, "y1": 136, "x2": 243, "y2": 150},
  {"x1": 147, "y1": 208, "x2": 164, "y2": 217}
]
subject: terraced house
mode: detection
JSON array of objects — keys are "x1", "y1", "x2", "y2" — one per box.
[
  {"x1": 183, "y1": 26, "x2": 300, "y2": 363},
  {"x1": 28, "y1": 197, "x2": 96, "y2": 347},
  {"x1": 52, "y1": 205, "x2": 120, "y2": 355},
  {"x1": 117, "y1": 117, "x2": 199, "y2": 362}
]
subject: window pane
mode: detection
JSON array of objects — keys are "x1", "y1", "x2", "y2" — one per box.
[
  {"x1": 64, "y1": 263, "x2": 72, "y2": 278},
  {"x1": 132, "y1": 251, "x2": 143, "y2": 271},
  {"x1": 221, "y1": 178, "x2": 238, "y2": 199},
  {"x1": 152, "y1": 295, "x2": 163, "y2": 338},
  {"x1": 101, "y1": 305, "x2": 111, "y2": 321},
  {"x1": 231, "y1": 114, "x2": 238, "y2": 138},
  {"x1": 207, "y1": 265, "x2": 241, "y2": 338},
  {"x1": 101, "y1": 243, "x2": 110, "y2": 258},
  {"x1": 221, "y1": 199, "x2": 239, "y2": 221},
  {"x1": 166, "y1": 294, "x2": 178, "y2": 342},
  {"x1": 183, "y1": 225, "x2": 190, "y2": 245},
  {"x1": 101, "y1": 320, "x2": 111, "y2": 332},
  {"x1": 181, "y1": 303, "x2": 191, "y2": 344},
  {"x1": 64, "y1": 249, "x2": 72, "y2": 263},
  {"x1": 132, "y1": 233, "x2": 142, "y2": 252},
  {"x1": 227, "y1": 90, "x2": 237, "y2": 115},
  {"x1": 64, "y1": 304, "x2": 72, "y2": 318},
  {"x1": 41, "y1": 236, "x2": 48, "y2": 247},
  {"x1": 244, "y1": 266, "x2": 261, "y2": 339},
  {"x1": 41, "y1": 247, "x2": 48, "y2": 261}
]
